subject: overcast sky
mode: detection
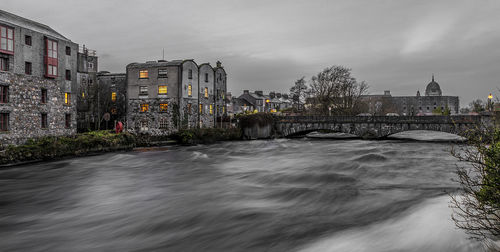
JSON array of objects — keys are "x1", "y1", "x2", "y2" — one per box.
[{"x1": 4, "y1": 0, "x2": 499, "y2": 106}]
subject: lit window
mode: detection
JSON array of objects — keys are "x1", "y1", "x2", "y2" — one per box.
[
  {"x1": 199, "y1": 103, "x2": 203, "y2": 114},
  {"x1": 81, "y1": 92, "x2": 85, "y2": 98},
  {"x1": 159, "y1": 103, "x2": 168, "y2": 112},
  {"x1": 139, "y1": 70, "x2": 148, "y2": 79},
  {"x1": 204, "y1": 87, "x2": 208, "y2": 98},
  {"x1": 64, "y1": 93, "x2": 71, "y2": 105},
  {"x1": 111, "y1": 108, "x2": 117, "y2": 114},
  {"x1": 158, "y1": 85, "x2": 167, "y2": 95},
  {"x1": 188, "y1": 84, "x2": 192, "y2": 96},
  {"x1": 209, "y1": 104, "x2": 213, "y2": 115},
  {"x1": 111, "y1": 92, "x2": 117, "y2": 102},
  {"x1": 0, "y1": 26, "x2": 14, "y2": 54},
  {"x1": 140, "y1": 104, "x2": 149, "y2": 112}
]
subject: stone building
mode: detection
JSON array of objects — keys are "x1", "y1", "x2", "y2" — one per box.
[
  {"x1": 126, "y1": 59, "x2": 227, "y2": 135},
  {"x1": 360, "y1": 76, "x2": 459, "y2": 116},
  {"x1": 214, "y1": 61, "x2": 227, "y2": 120},
  {"x1": 96, "y1": 72, "x2": 127, "y2": 126},
  {"x1": 237, "y1": 90, "x2": 292, "y2": 113},
  {"x1": 76, "y1": 47, "x2": 99, "y2": 131},
  {"x1": 0, "y1": 10, "x2": 79, "y2": 146}
]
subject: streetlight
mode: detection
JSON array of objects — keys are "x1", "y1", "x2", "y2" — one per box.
[{"x1": 488, "y1": 93, "x2": 493, "y2": 111}]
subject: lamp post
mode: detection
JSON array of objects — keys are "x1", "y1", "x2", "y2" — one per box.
[{"x1": 488, "y1": 93, "x2": 493, "y2": 111}]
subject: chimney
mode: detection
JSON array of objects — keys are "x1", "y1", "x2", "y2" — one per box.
[
  {"x1": 255, "y1": 90, "x2": 263, "y2": 96},
  {"x1": 276, "y1": 93, "x2": 282, "y2": 98},
  {"x1": 269, "y1": 92, "x2": 275, "y2": 99},
  {"x1": 384, "y1": 90, "x2": 391, "y2": 96},
  {"x1": 216, "y1": 61, "x2": 222, "y2": 67},
  {"x1": 243, "y1": 90, "x2": 249, "y2": 94}
]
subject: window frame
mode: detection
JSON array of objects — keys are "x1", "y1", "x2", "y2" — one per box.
[
  {"x1": 205, "y1": 73, "x2": 209, "y2": 82},
  {"x1": 64, "y1": 92, "x2": 71, "y2": 105},
  {"x1": 0, "y1": 85, "x2": 8, "y2": 103},
  {"x1": 188, "y1": 84, "x2": 192, "y2": 96},
  {"x1": 158, "y1": 85, "x2": 167, "y2": 95},
  {"x1": 111, "y1": 92, "x2": 117, "y2": 102},
  {"x1": 65, "y1": 46, "x2": 71, "y2": 56},
  {"x1": 0, "y1": 57, "x2": 9, "y2": 71},
  {"x1": 25, "y1": 35, "x2": 32, "y2": 46},
  {"x1": 0, "y1": 113, "x2": 8, "y2": 131},
  {"x1": 159, "y1": 103, "x2": 168, "y2": 112},
  {"x1": 0, "y1": 25, "x2": 14, "y2": 54},
  {"x1": 25, "y1": 61, "x2": 32, "y2": 75},
  {"x1": 139, "y1": 70, "x2": 149, "y2": 79},
  {"x1": 65, "y1": 69, "x2": 71, "y2": 80},
  {"x1": 159, "y1": 117, "x2": 168, "y2": 129},
  {"x1": 139, "y1": 86, "x2": 148, "y2": 96},
  {"x1": 204, "y1": 87, "x2": 208, "y2": 98},
  {"x1": 158, "y1": 69, "x2": 168, "y2": 78},
  {"x1": 140, "y1": 103, "x2": 149, "y2": 112},
  {"x1": 45, "y1": 38, "x2": 58, "y2": 78},
  {"x1": 188, "y1": 69, "x2": 193, "y2": 79},
  {"x1": 41, "y1": 89, "x2": 47, "y2": 104},
  {"x1": 65, "y1": 113, "x2": 71, "y2": 128},
  {"x1": 41, "y1": 113, "x2": 48, "y2": 129}
]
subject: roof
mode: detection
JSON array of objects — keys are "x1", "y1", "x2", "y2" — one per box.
[
  {"x1": 0, "y1": 9, "x2": 71, "y2": 41},
  {"x1": 127, "y1": 60, "x2": 184, "y2": 69},
  {"x1": 425, "y1": 75, "x2": 442, "y2": 96}
]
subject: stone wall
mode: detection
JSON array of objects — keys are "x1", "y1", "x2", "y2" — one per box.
[
  {"x1": 127, "y1": 98, "x2": 178, "y2": 136},
  {"x1": 0, "y1": 71, "x2": 75, "y2": 147}
]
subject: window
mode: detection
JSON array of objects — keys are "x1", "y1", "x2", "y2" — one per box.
[
  {"x1": 159, "y1": 117, "x2": 168, "y2": 129},
  {"x1": 65, "y1": 92, "x2": 71, "y2": 105},
  {"x1": 158, "y1": 85, "x2": 167, "y2": 95},
  {"x1": 188, "y1": 84, "x2": 192, "y2": 96},
  {"x1": 204, "y1": 87, "x2": 208, "y2": 98},
  {"x1": 0, "y1": 57, "x2": 8, "y2": 71},
  {"x1": 139, "y1": 70, "x2": 148, "y2": 79},
  {"x1": 25, "y1": 62, "x2": 32, "y2": 75},
  {"x1": 187, "y1": 103, "x2": 192, "y2": 114},
  {"x1": 140, "y1": 103, "x2": 149, "y2": 112},
  {"x1": 65, "y1": 69, "x2": 71, "y2": 80},
  {"x1": 158, "y1": 69, "x2": 168, "y2": 78},
  {"x1": 0, "y1": 85, "x2": 8, "y2": 103},
  {"x1": 81, "y1": 92, "x2": 85, "y2": 98},
  {"x1": 110, "y1": 108, "x2": 117, "y2": 114},
  {"x1": 188, "y1": 69, "x2": 193, "y2": 79},
  {"x1": 159, "y1": 103, "x2": 168, "y2": 112},
  {"x1": 41, "y1": 113, "x2": 48, "y2": 129},
  {"x1": 209, "y1": 104, "x2": 213, "y2": 115},
  {"x1": 41, "y1": 89, "x2": 47, "y2": 104},
  {"x1": 139, "y1": 86, "x2": 148, "y2": 96},
  {"x1": 0, "y1": 26, "x2": 14, "y2": 54},
  {"x1": 88, "y1": 62, "x2": 93, "y2": 70},
  {"x1": 25, "y1": 35, "x2": 32, "y2": 46},
  {"x1": 0, "y1": 113, "x2": 8, "y2": 131},
  {"x1": 199, "y1": 103, "x2": 203, "y2": 115},
  {"x1": 45, "y1": 39, "x2": 58, "y2": 78},
  {"x1": 205, "y1": 73, "x2": 209, "y2": 82},
  {"x1": 65, "y1": 114, "x2": 71, "y2": 128},
  {"x1": 111, "y1": 92, "x2": 117, "y2": 102},
  {"x1": 65, "y1": 46, "x2": 71, "y2": 56}
]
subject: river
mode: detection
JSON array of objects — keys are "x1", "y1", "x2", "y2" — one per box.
[{"x1": 0, "y1": 132, "x2": 483, "y2": 251}]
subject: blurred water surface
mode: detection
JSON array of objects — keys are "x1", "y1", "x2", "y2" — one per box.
[{"x1": 0, "y1": 135, "x2": 482, "y2": 251}]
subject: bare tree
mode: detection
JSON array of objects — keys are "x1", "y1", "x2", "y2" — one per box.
[
  {"x1": 450, "y1": 127, "x2": 500, "y2": 249},
  {"x1": 309, "y1": 65, "x2": 368, "y2": 115},
  {"x1": 289, "y1": 77, "x2": 309, "y2": 111}
]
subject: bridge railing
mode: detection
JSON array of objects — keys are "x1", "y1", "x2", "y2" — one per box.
[{"x1": 274, "y1": 115, "x2": 483, "y2": 124}]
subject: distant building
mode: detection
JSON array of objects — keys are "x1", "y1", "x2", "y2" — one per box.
[
  {"x1": 360, "y1": 75, "x2": 459, "y2": 116},
  {"x1": 237, "y1": 90, "x2": 292, "y2": 113},
  {"x1": 0, "y1": 10, "x2": 80, "y2": 146},
  {"x1": 126, "y1": 59, "x2": 227, "y2": 135},
  {"x1": 76, "y1": 46, "x2": 99, "y2": 131}
]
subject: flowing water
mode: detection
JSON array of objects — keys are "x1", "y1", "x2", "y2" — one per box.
[{"x1": 0, "y1": 133, "x2": 483, "y2": 251}]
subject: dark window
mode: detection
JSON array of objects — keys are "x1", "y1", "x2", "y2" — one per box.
[
  {"x1": 187, "y1": 103, "x2": 192, "y2": 113},
  {"x1": 25, "y1": 35, "x2": 32, "y2": 46},
  {"x1": 41, "y1": 89, "x2": 47, "y2": 103},
  {"x1": 25, "y1": 61, "x2": 32, "y2": 75},
  {"x1": 41, "y1": 113, "x2": 48, "y2": 129},
  {"x1": 65, "y1": 69, "x2": 71, "y2": 80},
  {"x1": 0, "y1": 57, "x2": 8, "y2": 71},
  {"x1": 205, "y1": 73, "x2": 208, "y2": 82},
  {"x1": 65, "y1": 46, "x2": 71, "y2": 56},
  {"x1": 0, "y1": 25, "x2": 14, "y2": 54},
  {"x1": 188, "y1": 69, "x2": 193, "y2": 79},
  {"x1": 0, "y1": 85, "x2": 8, "y2": 103},
  {"x1": 0, "y1": 113, "x2": 8, "y2": 131},
  {"x1": 139, "y1": 86, "x2": 148, "y2": 96},
  {"x1": 158, "y1": 69, "x2": 168, "y2": 78},
  {"x1": 65, "y1": 114, "x2": 71, "y2": 128}
]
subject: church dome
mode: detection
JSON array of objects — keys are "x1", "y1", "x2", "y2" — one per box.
[{"x1": 425, "y1": 75, "x2": 442, "y2": 96}]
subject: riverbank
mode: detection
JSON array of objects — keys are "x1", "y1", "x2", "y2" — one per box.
[{"x1": 0, "y1": 128, "x2": 242, "y2": 166}]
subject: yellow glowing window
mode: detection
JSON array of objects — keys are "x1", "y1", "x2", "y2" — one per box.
[
  {"x1": 140, "y1": 104, "x2": 149, "y2": 112},
  {"x1": 199, "y1": 104, "x2": 202, "y2": 114},
  {"x1": 266, "y1": 99, "x2": 270, "y2": 103},
  {"x1": 159, "y1": 103, "x2": 168, "y2": 112},
  {"x1": 139, "y1": 70, "x2": 148, "y2": 79},
  {"x1": 158, "y1": 85, "x2": 167, "y2": 95},
  {"x1": 204, "y1": 87, "x2": 208, "y2": 98},
  {"x1": 223, "y1": 106, "x2": 225, "y2": 113},
  {"x1": 209, "y1": 104, "x2": 213, "y2": 115},
  {"x1": 110, "y1": 108, "x2": 117, "y2": 114},
  {"x1": 82, "y1": 92, "x2": 85, "y2": 98},
  {"x1": 111, "y1": 92, "x2": 117, "y2": 102},
  {"x1": 65, "y1": 93, "x2": 71, "y2": 105},
  {"x1": 188, "y1": 84, "x2": 192, "y2": 96}
]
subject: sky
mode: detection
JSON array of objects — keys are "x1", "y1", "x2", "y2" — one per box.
[{"x1": 3, "y1": 0, "x2": 499, "y2": 106}]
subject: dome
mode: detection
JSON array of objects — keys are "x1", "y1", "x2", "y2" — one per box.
[{"x1": 425, "y1": 75, "x2": 442, "y2": 96}]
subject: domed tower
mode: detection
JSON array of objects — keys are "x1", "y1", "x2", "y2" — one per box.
[{"x1": 425, "y1": 74, "x2": 442, "y2": 96}]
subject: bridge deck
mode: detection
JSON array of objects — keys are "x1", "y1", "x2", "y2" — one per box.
[{"x1": 274, "y1": 115, "x2": 482, "y2": 124}]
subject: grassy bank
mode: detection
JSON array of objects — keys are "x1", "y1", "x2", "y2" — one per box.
[{"x1": 0, "y1": 128, "x2": 242, "y2": 166}]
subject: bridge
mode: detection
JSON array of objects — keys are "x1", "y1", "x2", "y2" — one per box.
[{"x1": 272, "y1": 115, "x2": 491, "y2": 139}]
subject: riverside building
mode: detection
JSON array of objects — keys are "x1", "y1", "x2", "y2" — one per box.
[
  {"x1": 0, "y1": 10, "x2": 81, "y2": 146},
  {"x1": 126, "y1": 59, "x2": 227, "y2": 135}
]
